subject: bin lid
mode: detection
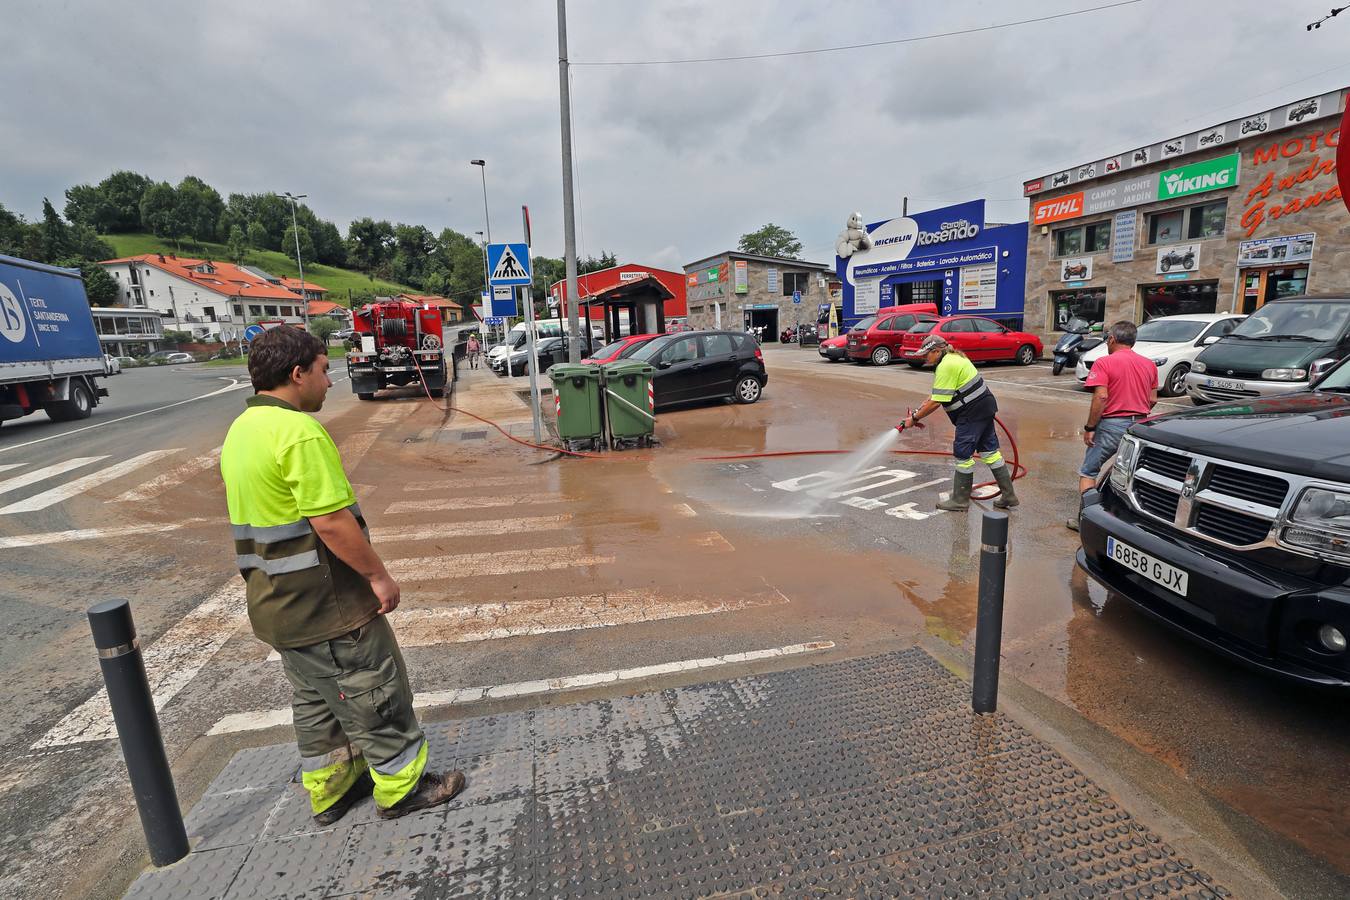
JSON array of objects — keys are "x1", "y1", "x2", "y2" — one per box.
[
  {"x1": 601, "y1": 359, "x2": 654, "y2": 377},
  {"x1": 548, "y1": 363, "x2": 600, "y2": 382}
]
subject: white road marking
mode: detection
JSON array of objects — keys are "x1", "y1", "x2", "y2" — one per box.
[
  {"x1": 402, "y1": 476, "x2": 541, "y2": 492},
  {"x1": 875, "y1": 477, "x2": 948, "y2": 499},
  {"x1": 209, "y1": 641, "x2": 836, "y2": 735},
  {"x1": 0, "y1": 449, "x2": 183, "y2": 514},
  {"x1": 0, "y1": 518, "x2": 214, "y2": 550},
  {"x1": 368, "y1": 403, "x2": 418, "y2": 426},
  {"x1": 265, "y1": 588, "x2": 787, "y2": 661},
  {"x1": 33, "y1": 581, "x2": 247, "y2": 748},
  {"x1": 385, "y1": 495, "x2": 563, "y2": 515},
  {"x1": 0, "y1": 379, "x2": 247, "y2": 455},
  {"x1": 0, "y1": 457, "x2": 106, "y2": 496},
  {"x1": 387, "y1": 547, "x2": 613, "y2": 581},
  {"x1": 112, "y1": 447, "x2": 222, "y2": 502},
  {"x1": 369, "y1": 515, "x2": 572, "y2": 542},
  {"x1": 338, "y1": 431, "x2": 379, "y2": 469},
  {"x1": 674, "y1": 503, "x2": 698, "y2": 517},
  {"x1": 0, "y1": 464, "x2": 23, "y2": 474}
]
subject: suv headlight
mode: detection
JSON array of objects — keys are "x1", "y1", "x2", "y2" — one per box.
[
  {"x1": 1110, "y1": 435, "x2": 1142, "y2": 493},
  {"x1": 1151, "y1": 357, "x2": 1168, "y2": 367},
  {"x1": 1192, "y1": 361, "x2": 1207, "y2": 374},
  {"x1": 1282, "y1": 487, "x2": 1350, "y2": 561},
  {"x1": 1262, "y1": 368, "x2": 1307, "y2": 380}
]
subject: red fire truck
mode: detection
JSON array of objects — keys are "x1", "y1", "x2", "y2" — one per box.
[{"x1": 346, "y1": 299, "x2": 447, "y2": 400}]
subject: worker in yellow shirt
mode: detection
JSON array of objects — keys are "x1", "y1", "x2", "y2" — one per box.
[
  {"x1": 901, "y1": 334, "x2": 1018, "y2": 511},
  {"x1": 220, "y1": 326, "x2": 465, "y2": 825}
]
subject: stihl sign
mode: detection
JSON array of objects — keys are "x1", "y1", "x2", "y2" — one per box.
[{"x1": 1033, "y1": 193, "x2": 1084, "y2": 225}]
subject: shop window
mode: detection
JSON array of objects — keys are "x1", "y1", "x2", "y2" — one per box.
[
  {"x1": 248, "y1": 305, "x2": 262, "y2": 317},
  {"x1": 1148, "y1": 200, "x2": 1226, "y2": 245},
  {"x1": 1052, "y1": 222, "x2": 1110, "y2": 257},
  {"x1": 781, "y1": 272, "x2": 808, "y2": 296},
  {"x1": 1051, "y1": 288, "x2": 1106, "y2": 331},
  {"x1": 1141, "y1": 282, "x2": 1219, "y2": 319}
]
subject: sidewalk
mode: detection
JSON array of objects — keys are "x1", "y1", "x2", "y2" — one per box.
[
  {"x1": 430, "y1": 362, "x2": 553, "y2": 445},
  {"x1": 124, "y1": 648, "x2": 1230, "y2": 899}
]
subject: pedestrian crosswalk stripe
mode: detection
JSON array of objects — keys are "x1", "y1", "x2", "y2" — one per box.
[
  {"x1": 0, "y1": 456, "x2": 106, "y2": 497},
  {"x1": 33, "y1": 580, "x2": 247, "y2": 748},
  {"x1": 384, "y1": 495, "x2": 563, "y2": 515},
  {"x1": 386, "y1": 547, "x2": 612, "y2": 581},
  {"x1": 0, "y1": 449, "x2": 183, "y2": 515},
  {"x1": 112, "y1": 447, "x2": 222, "y2": 503},
  {"x1": 208, "y1": 641, "x2": 836, "y2": 736},
  {"x1": 369, "y1": 515, "x2": 571, "y2": 542},
  {"x1": 402, "y1": 476, "x2": 542, "y2": 492},
  {"x1": 0, "y1": 463, "x2": 23, "y2": 474},
  {"x1": 0, "y1": 518, "x2": 213, "y2": 550},
  {"x1": 338, "y1": 431, "x2": 379, "y2": 469}
]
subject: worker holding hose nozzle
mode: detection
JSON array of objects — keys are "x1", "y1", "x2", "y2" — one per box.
[{"x1": 900, "y1": 334, "x2": 1018, "y2": 511}]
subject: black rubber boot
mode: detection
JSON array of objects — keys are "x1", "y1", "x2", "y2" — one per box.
[
  {"x1": 991, "y1": 466, "x2": 1019, "y2": 509},
  {"x1": 936, "y1": 471, "x2": 974, "y2": 511}
]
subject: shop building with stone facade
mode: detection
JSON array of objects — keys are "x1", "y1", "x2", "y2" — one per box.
[
  {"x1": 682, "y1": 251, "x2": 833, "y2": 341},
  {"x1": 1022, "y1": 87, "x2": 1347, "y2": 341}
]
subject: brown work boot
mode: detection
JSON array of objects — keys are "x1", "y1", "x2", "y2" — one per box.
[
  {"x1": 375, "y1": 770, "x2": 466, "y2": 820},
  {"x1": 313, "y1": 770, "x2": 374, "y2": 826}
]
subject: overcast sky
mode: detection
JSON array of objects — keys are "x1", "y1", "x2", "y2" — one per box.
[{"x1": 3, "y1": 0, "x2": 1347, "y2": 269}]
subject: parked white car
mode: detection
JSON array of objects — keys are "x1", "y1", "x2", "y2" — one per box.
[{"x1": 1076, "y1": 313, "x2": 1245, "y2": 396}]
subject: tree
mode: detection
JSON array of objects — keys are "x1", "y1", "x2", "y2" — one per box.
[
  {"x1": 308, "y1": 317, "x2": 341, "y2": 345},
  {"x1": 175, "y1": 176, "x2": 224, "y2": 244},
  {"x1": 65, "y1": 224, "x2": 114, "y2": 263},
  {"x1": 0, "y1": 202, "x2": 26, "y2": 257},
  {"x1": 282, "y1": 224, "x2": 316, "y2": 266},
  {"x1": 578, "y1": 251, "x2": 617, "y2": 275},
  {"x1": 226, "y1": 225, "x2": 247, "y2": 264},
  {"x1": 64, "y1": 171, "x2": 151, "y2": 233},
  {"x1": 246, "y1": 221, "x2": 268, "y2": 250},
  {"x1": 737, "y1": 223, "x2": 802, "y2": 259},
  {"x1": 79, "y1": 264, "x2": 119, "y2": 306},
  {"x1": 531, "y1": 255, "x2": 566, "y2": 305},
  {"x1": 312, "y1": 221, "x2": 346, "y2": 266},
  {"x1": 162, "y1": 329, "x2": 193, "y2": 345},
  {"x1": 39, "y1": 199, "x2": 70, "y2": 262},
  {"x1": 346, "y1": 218, "x2": 394, "y2": 272},
  {"x1": 140, "y1": 182, "x2": 181, "y2": 241}
]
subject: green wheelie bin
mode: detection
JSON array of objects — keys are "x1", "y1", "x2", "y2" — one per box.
[
  {"x1": 601, "y1": 359, "x2": 656, "y2": 449},
  {"x1": 548, "y1": 364, "x2": 604, "y2": 452}
]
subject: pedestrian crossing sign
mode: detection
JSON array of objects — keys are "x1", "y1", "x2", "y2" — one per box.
[{"x1": 487, "y1": 242, "x2": 533, "y2": 287}]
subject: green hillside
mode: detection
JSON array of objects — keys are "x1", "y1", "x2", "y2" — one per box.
[{"x1": 102, "y1": 233, "x2": 415, "y2": 303}]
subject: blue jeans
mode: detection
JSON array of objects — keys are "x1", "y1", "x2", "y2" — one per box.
[{"x1": 1079, "y1": 416, "x2": 1138, "y2": 478}]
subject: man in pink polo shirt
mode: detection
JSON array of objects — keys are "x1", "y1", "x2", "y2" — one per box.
[{"x1": 1068, "y1": 320, "x2": 1158, "y2": 531}]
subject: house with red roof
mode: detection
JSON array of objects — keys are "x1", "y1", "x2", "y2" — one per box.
[
  {"x1": 396, "y1": 294, "x2": 473, "y2": 325},
  {"x1": 280, "y1": 277, "x2": 329, "y2": 303},
  {"x1": 308, "y1": 299, "x2": 353, "y2": 327},
  {"x1": 99, "y1": 253, "x2": 307, "y2": 341}
]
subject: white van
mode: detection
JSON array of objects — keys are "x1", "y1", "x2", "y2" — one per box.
[{"x1": 486, "y1": 320, "x2": 602, "y2": 364}]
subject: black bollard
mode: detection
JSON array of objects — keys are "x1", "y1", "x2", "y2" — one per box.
[
  {"x1": 87, "y1": 599, "x2": 189, "y2": 866},
  {"x1": 972, "y1": 511, "x2": 1009, "y2": 714}
]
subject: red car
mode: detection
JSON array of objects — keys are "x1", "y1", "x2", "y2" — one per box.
[
  {"x1": 817, "y1": 332, "x2": 849, "y2": 362},
  {"x1": 845, "y1": 303, "x2": 940, "y2": 366},
  {"x1": 900, "y1": 316, "x2": 1042, "y2": 367},
  {"x1": 582, "y1": 333, "x2": 660, "y2": 364}
]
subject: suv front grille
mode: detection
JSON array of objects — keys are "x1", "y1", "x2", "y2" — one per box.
[
  {"x1": 1206, "y1": 465, "x2": 1288, "y2": 508},
  {"x1": 1195, "y1": 505, "x2": 1273, "y2": 545},
  {"x1": 1138, "y1": 447, "x2": 1190, "y2": 482},
  {"x1": 1134, "y1": 481, "x2": 1180, "y2": 521}
]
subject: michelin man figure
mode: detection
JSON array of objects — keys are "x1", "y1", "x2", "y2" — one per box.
[{"x1": 835, "y1": 212, "x2": 874, "y2": 258}]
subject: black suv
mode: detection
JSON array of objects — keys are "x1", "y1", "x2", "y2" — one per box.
[
  {"x1": 1078, "y1": 361, "x2": 1350, "y2": 688},
  {"x1": 629, "y1": 330, "x2": 767, "y2": 408}
]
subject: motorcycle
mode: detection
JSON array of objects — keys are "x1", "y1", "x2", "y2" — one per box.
[
  {"x1": 1158, "y1": 248, "x2": 1195, "y2": 272},
  {"x1": 1051, "y1": 317, "x2": 1104, "y2": 376},
  {"x1": 780, "y1": 326, "x2": 797, "y2": 344}
]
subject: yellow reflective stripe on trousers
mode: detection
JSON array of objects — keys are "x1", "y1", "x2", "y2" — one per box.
[
  {"x1": 981, "y1": 450, "x2": 1004, "y2": 468},
  {"x1": 955, "y1": 458, "x2": 977, "y2": 470},
  {"x1": 302, "y1": 752, "x2": 366, "y2": 815},
  {"x1": 372, "y1": 739, "x2": 429, "y2": 809}
]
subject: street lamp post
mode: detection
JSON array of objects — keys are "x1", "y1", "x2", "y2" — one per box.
[
  {"x1": 475, "y1": 230, "x2": 491, "y2": 340},
  {"x1": 282, "y1": 191, "x2": 309, "y2": 330},
  {"x1": 470, "y1": 160, "x2": 494, "y2": 338}
]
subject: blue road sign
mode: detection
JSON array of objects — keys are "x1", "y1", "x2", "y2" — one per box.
[
  {"x1": 490, "y1": 284, "x2": 518, "y2": 317},
  {"x1": 792, "y1": 290, "x2": 802, "y2": 304},
  {"x1": 487, "y1": 243, "x2": 532, "y2": 287},
  {"x1": 243, "y1": 324, "x2": 265, "y2": 341},
  {"x1": 485, "y1": 316, "x2": 505, "y2": 326}
]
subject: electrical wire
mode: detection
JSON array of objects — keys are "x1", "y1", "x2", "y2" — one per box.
[{"x1": 572, "y1": 1, "x2": 1142, "y2": 67}]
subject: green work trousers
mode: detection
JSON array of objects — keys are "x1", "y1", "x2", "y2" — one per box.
[{"x1": 279, "y1": 615, "x2": 427, "y2": 813}]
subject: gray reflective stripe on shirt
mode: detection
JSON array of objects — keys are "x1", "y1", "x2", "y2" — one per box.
[
  {"x1": 946, "y1": 377, "x2": 988, "y2": 411},
  {"x1": 231, "y1": 519, "x2": 313, "y2": 542},
  {"x1": 236, "y1": 550, "x2": 322, "y2": 575},
  {"x1": 932, "y1": 388, "x2": 957, "y2": 398}
]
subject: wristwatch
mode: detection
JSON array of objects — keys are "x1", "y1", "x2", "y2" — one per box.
[{"x1": 1083, "y1": 424, "x2": 1097, "y2": 432}]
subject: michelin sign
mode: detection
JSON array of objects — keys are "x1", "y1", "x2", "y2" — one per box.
[{"x1": 835, "y1": 200, "x2": 1026, "y2": 323}]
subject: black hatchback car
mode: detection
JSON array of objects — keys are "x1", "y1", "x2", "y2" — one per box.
[{"x1": 628, "y1": 330, "x2": 767, "y2": 408}]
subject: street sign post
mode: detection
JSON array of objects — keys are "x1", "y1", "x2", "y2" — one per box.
[
  {"x1": 243, "y1": 324, "x2": 265, "y2": 341},
  {"x1": 491, "y1": 227, "x2": 543, "y2": 442}
]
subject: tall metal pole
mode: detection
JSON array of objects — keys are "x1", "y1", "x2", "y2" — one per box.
[
  {"x1": 471, "y1": 161, "x2": 495, "y2": 336},
  {"x1": 522, "y1": 206, "x2": 543, "y2": 442},
  {"x1": 283, "y1": 192, "x2": 309, "y2": 330},
  {"x1": 557, "y1": 0, "x2": 582, "y2": 363}
]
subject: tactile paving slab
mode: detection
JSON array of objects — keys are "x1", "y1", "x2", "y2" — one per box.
[{"x1": 125, "y1": 648, "x2": 1228, "y2": 899}]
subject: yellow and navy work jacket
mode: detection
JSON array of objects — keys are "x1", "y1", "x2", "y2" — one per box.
[
  {"x1": 930, "y1": 352, "x2": 997, "y2": 424},
  {"x1": 220, "y1": 395, "x2": 379, "y2": 649}
]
